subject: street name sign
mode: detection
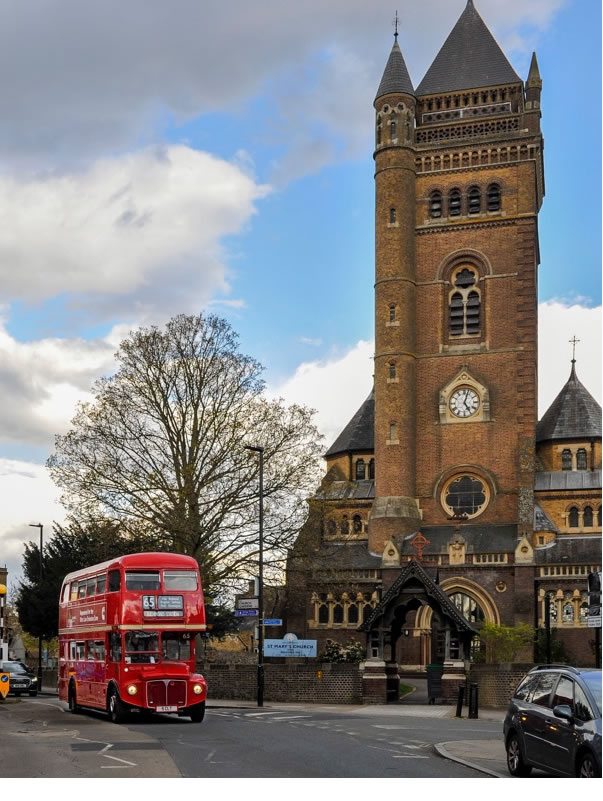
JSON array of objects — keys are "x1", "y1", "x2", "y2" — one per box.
[
  {"x1": 237, "y1": 598, "x2": 259, "y2": 610},
  {"x1": 264, "y1": 619, "x2": 282, "y2": 626},
  {"x1": 234, "y1": 609, "x2": 258, "y2": 617}
]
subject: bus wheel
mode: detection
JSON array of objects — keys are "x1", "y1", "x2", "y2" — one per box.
[
  {"x1": 68, "y1": 683, "x2": 79, "y2": 714},
  {"x1": 107, "y1": 687, "x2": 127, "y2": 724},
  {"x1": 188, "y1": 702, "x2": 205, "y2": 723}
]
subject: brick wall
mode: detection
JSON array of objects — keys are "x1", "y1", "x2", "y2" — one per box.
[
  {"x1": 197, "y1": 661, "x2": 363, "y2": 704},
  {"x1": 468, "y1": 662, "x2": 533, "y2": 707}
]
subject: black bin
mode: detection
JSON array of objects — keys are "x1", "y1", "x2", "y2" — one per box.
[{"x1": 427, "y1": 663, "x2": 444, "y2": 705}]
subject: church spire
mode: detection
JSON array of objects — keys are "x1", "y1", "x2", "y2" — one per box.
[
  {"x1": 375, "y1": 25, "x2": 414, "y2": 102},
  {"x1": 415, "y1": 0, "x2": 520, "y2": 96}
]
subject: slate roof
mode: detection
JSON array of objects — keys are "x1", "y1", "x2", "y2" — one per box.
[
  {"x1": 534, "y1": 536, "x2": 602, "y2": 566},
  {"x1": 536, "y1": 362, "x2": 602, "y2": 442},
  {"x1": 401, "y1": 525, "x2": 517, "y2": 554},
  {"x1": 534, "y1": 503, "x2": 559, "y2": 533},
  {"x1": 534, "y1": 471, "x2": 602, "y2": 492},
  {"x1": 415, "y1": 0, "x2": 521, "y2": 97},
  {"x1": 375, "y1": 38, "x2": 415, "y2": 101},
  {"x1": 316, "y1": 479, "x2": 375, "y2": 501},
  {"x1": 309, "y1": 541, "x2": 382, "y2": 571},
  {"x1": 325, "y1": 389, "x2": 374, "y2": 457}
]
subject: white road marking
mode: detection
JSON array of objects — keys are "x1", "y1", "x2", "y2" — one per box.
[
  {"x1": 372, "y1": 725, "x2": 411, "y2": 730},
  {"x1": 244, "y1": 711, "x2": 283, "y2": 717},
  {"x1": 102, "y1": 754, "x2": 137, "y2": 767},
  {"x1": 269, "y1": 715, "x2": 312, "y2": 720},
  {"x1": 392, "y1": 755, "x2": 429, "y2": 759}
]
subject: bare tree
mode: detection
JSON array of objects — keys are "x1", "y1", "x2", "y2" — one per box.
[{"x1": 47, "y1": 314, "x2": 324, "y2": 596}]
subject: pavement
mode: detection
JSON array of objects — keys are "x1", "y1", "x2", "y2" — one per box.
[{"x1": 35, "y1": 678, "x2": 509, "y2": 779}]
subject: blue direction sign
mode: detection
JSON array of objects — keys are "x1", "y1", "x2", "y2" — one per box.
[
  {"x1": 264, "y1": 619, "x2": 282, "y2": 626},
  {"x1": 234, "y1": 609, "x2": 258, "y2": 617}
]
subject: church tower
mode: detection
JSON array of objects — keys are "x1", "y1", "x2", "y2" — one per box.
[{"x1": 369, "y1": 0, "x2": 545, "y2": 559}]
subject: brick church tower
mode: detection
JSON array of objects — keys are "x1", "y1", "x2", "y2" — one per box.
[
  {"x1": 284, "y1": 1, "x2": 599, "y2": 673},
  {"x1": 370, "y1": 0, "x2": 544, "y2": 558}
]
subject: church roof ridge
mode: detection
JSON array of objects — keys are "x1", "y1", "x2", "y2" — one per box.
[
  {"x1": 536, "y1": 361, "x2": 602, "y2": 442},
  {"x1": 415, "y1": 0, "x2": 521, "y2": 96}
]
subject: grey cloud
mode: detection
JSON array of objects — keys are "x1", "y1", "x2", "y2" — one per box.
[{"x1": 0, "y1": 1, "x2": 565, "y2": 172}]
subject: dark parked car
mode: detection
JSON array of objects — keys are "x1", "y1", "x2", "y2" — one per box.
[
  {"x1": 503, "y1": 665, "x2": 601, "y2": 778},
  {"x1": 0, "y1": 661, "x2": 39, "y2": 696}
]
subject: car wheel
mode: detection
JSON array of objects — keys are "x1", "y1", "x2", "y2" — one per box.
[
  {"x1": 68, "y1": 683, "x2": 79, "y2": 714},
  {"x1": 28, "y1": 691, "x2": 38, "y2": 697},
  {"x1": 576, "y1": 751, "x2": 600, "y2": 778},
  {"x1": 188, "y1": 702, "x2": 205, "y2": 723},
  {"x1": 107, "y1": 687, "x2": 128, "y2": 724},
  {"x1": 506, "y1": 733, "x2": 532, "y2": 777},
  {"x1": 14, "y1": 692, "x2": 21, "y2": 697}
]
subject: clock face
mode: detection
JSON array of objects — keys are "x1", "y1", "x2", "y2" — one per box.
[{"x1": 449, "y1": 388, "x2": 480, "y2": 418}]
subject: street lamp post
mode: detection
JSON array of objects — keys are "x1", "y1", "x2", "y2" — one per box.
[
  {"x1": 29, "y1": 523, "x2": 44, "y2": 690},
  {"x1": 245, "y1": 445, "x2": 264, "y2": 707}
]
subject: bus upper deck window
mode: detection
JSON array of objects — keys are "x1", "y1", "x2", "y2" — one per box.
[
  {"x1": 125, "y1": 571, "x2": 160, "y2": 591},
  {"x1": 163, "y1": 570, "x2": 198, "y2": 591},
  {"x1": 108, "y1": 570, "x2": 121, "y2": 592}
]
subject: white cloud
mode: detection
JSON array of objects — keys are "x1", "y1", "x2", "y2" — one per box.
[{"x1": 0, "y1": 146, "x2": 269, "y2": 322}]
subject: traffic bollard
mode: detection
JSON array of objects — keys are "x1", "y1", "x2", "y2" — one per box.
[
  {"x1": 455, "y1": 685, "x2": 465, "y2": 717},
  {"x1": 468, "y1": 682, "x2": 479, "y2": 719}
]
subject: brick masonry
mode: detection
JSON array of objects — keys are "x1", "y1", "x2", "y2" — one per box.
[{"x1": 197, "y1": 661, "x2": 363, "y2": 704}]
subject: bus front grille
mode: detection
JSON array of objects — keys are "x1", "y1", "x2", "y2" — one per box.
[{"x1": 147, "y1": 680, "x2": 186, "y2": 707}]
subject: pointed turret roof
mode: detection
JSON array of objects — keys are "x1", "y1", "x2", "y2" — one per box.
[
  {"x1": 526, "y1": 51, "x2": 542, "y2": 88},
  {"x1": 415, "y1": 0, "x2": 521, "y2": 97},
  {"x1": 536, "y1": 362, "x2": 602, "y2": 442},
  {"x1": 375, "y1": 38, "x2": 414, "y2": 102},
  {"x1": 325, "y1": 389, "x2": 374, "y2": 457}
]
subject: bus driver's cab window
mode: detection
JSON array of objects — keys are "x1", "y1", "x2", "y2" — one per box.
[
  {"x1": 125, "y1": 631, "x2": 159, "y2": 664},
  {"x1": 109, "y1": 633, "x2": 122, "y2": 662}
]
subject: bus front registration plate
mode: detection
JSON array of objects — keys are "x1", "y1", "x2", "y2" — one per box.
[{"x1": 156, "y1": 705, "x2": 178, "y2": 712}]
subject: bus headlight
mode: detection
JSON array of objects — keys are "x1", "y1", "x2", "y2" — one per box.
[
  {"x1": 127, "y1": 684, "x2": 138, "y2": 696},
  {"x1": 193, "y1": 684, "x2": 203, "y2": 695}
]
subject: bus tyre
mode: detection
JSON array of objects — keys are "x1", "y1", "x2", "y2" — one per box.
[
  {"x1": 188, "y1": 702, "x2": 205, "y2": 723},
  {"x1": 107, "y1": 687, "x2": 127, "y2": 724},
  {"x1": 68, "y1": 683, "x2": 79, "y2": 714}
]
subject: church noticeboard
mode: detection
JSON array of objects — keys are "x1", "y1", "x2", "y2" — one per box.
[{"x1": 264, "y1": 634, "x2": 316, "y2": 658}]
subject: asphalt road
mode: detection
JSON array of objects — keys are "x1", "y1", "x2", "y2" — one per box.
[{"x1": 0, "y1": 696, "x2": 501, "y2": 779}]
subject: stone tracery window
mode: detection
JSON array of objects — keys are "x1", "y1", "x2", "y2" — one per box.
[
  {"x1": 568, "y1": 506, "x2": 579, "y2": 527},
  {"x1": 577, "y1": 448, "x2": 587, "y2": 470},
  {"x1": 442, "y1": 474, "x2": 488, "y2": 518},
  {"x1": 449, "y1": 266, "x2": 480, "y2": 337},
  {"x1": 583, "y1": 506, "x2": 593, "y2": 527},
  {"x1": 562, "y1": 449, "x2": 572, "y2": 470},
  {"x1": 355, "y1": 459, "x2": 366, "y2": 480}
]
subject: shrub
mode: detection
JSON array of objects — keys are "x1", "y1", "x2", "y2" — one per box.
[
  {"x1": 478, "y1": 622, "x2": 534, "y2": 663},
  {"x1": 319, "y1": 639, "x2": 366, "y2": 663}
]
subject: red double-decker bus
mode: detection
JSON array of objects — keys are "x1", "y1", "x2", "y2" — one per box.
[{"x1": 58, "y1": 553, "x2": 207, "y2": 723}]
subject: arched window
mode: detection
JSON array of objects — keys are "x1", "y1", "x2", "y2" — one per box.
[
  {"x1": 577, "y1": 448, "x2": 587, "y2": 470},
  {"x1": 376, "y1": 117, "x2": 382, "y2": 146},
  {"x1": 468, "y1": 186, "x2": 481, "y2": 215},
  {"x1": 430, "y1": 191, "x2": 442, "y2": 218},
  {"x1": 348, "y1": 604, "x2": 359, "y2": 624},
  {"x1": 449, "y1": 267, "x2": 480, "y2": 337},
  {"x1": 333, "y1": 604, "x2": 344, "y2": 624},
  {"x1": 318, "y1": 604, "x2": 329, "y2": 624},
  {"x1": 597, "y1": 506, "x2": 602, "y2": 527},
  {"x1": 389, "y1": 207, "x2": 396, "y2": 224},
  {"x1": 449, "y1": 592, "x2": 485, "y2": 625},
  {"x1": 369, "y1": 458, "x2": 375, "y2": 479},
  {"x1": 388, "y1": 362, "x2": 396, "y2": 380},
  {"x1": 562, "y1": 449, "x2": 572, "y2": 470},
  {"x1": 448, "y1": 188, "x2": 461, "y2": 216},
  {"x1": 583, "y1": 506, "x2": 593, "y2": 527},
  {"x1": 388, "y1": 304, "x2": 397, "y2": 323},
  {"x1": 568, "y1": 507, "x2": 579, "y2": 527},
  {"x1": 487, "y1": 183, "x2": 501, "y2": 211},
  {"x1": 355, "y1": 459, "x2": 366, "y2": 480},
  {"x1": 341, "y1": 516, "x2": 349, "y2": 535},
  {"x1": 389, "y1": 423, "x2": 397, "y2": 441},
  {"x1": 390, "y1": 112, "x2": 397, "y2": 139},
  {"x1": 353, "y1": 515, "x2": 363, "y2": 533},
  {"x1": 562, "y1": 602, "x2": 574, "y2": 624}
]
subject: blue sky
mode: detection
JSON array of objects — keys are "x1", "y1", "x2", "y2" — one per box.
[{"x1": 0, "y1": 0, "x2": 600, "y2": 582}]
